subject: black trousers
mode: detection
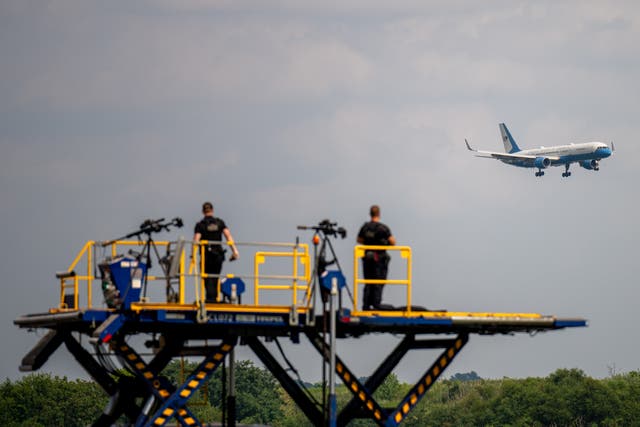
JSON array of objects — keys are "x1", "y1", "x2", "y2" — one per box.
[
  {"x1": 362, "y1": 253, "x2": 389, "y2": 310},
  {"x1": 204, "y1": 251, "x2": 224, "y2": 303}
]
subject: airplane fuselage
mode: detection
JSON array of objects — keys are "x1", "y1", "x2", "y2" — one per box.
[{"x1": 501, "y1": 142, "x2": 612, "y2": 168}]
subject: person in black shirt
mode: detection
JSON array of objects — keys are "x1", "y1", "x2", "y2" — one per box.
[
  {"x1": 357, "y1": 205, "x2": 396, "y2": 310},
  {"x1": 192, "y1": 201, "x2": 239, "y2": 303}
]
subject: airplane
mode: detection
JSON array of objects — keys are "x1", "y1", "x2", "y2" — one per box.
[{"x1": 465, "y1": 123, "x2": 613, "y2": 177}]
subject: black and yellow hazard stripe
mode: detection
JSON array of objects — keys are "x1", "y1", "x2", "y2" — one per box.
[
  {"x1": 152, "y1": 407, "x2": 197, "y2": 426},
  {"x1": 116, "y1": 342, "x2": 171, "y2": 395},
  {"x1": 335, "y1": 359, "x2": 385, "y2": 423},
  {"x1": 390, "y1": 334, "x2": 468, "y2": 426},
  {"x1": 148, "y1": 339, "x2": 235, "y2": 427},
  {"x1": 113, "y1": 341, "x2": 197, "y2": 426}
]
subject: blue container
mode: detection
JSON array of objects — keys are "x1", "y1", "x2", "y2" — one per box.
[{"x1": 103, "y1": 255, "x2": 147, "y2": 309}]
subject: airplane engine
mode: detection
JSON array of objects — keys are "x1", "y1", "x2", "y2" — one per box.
[
  {"x1": 534, "y1": 157, "x2": 550, "y2": 169},
  {"x1": 580, "y1": 159, "x2": 599, "y2": 170}
]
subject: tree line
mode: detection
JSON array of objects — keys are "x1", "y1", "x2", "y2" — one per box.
[{"x1": 2, "y1": 362, "x2": 639, "y2": 426}]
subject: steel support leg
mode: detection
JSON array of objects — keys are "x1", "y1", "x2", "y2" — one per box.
[
  {"x1": 62, "y1": 332, "x2": 144, "y2": 425},
  {"x1": 142, "y1": 337, "x2": 237, "y2": 427},
  {"x1": 309, "y1": 331, "x2": 469, "y2": 427},
  {"x1": 19, "y1": 329, "x2": 65, "y2": 372},
  {"x1": 246, "y1": 336, "x2": 324, "y2": 427},
  {"x1": 306, "y1": 331, "x2": 387, "y2": 426},
  {"x1": 386, "y1": 334, "x2": 468, "y2": 426},
  {"x1": 113, "y1": 339, "x2": 203, "y2": 427},
  {"x1": 338, "y1": 334, "x2": 416, "y2": 425}
]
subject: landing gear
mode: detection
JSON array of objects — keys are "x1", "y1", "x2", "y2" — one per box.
[
  {"x1": 562, "y1": 164, "x2": 572, "y2": 178},
  {"x1": 535, "y1": 170, "x2": 545, "y2": 177}
]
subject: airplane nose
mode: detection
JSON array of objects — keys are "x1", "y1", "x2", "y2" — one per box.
[{"x1": 597, "y1": 147, "x2": 612, "y2": 157}]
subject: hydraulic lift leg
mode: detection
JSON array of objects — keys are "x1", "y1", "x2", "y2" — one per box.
[
  {"x1": 386, "y1": 334, "x2": 469, "y2": 426},
  {"x1": 338, "y1": 335, "x2": 416, "y2": 424},
  {"x1": 308, "y1": 331, "x2": 469, "y2": 427},
  {"x1": 112, "y1": 339, "x2": 202, "y2": 427},
  {"x1": 142, "y1": 338, "x2": 236, "y2": 427},
  {"x1": 246, "y1": 336, "x2": 324, "y2": 426},
  {"x1": 19, "y1": 329, "x2": 64, "y2": 372}
]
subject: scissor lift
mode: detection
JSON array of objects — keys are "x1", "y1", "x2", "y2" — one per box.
[{"x1": 15, "y1": 229, "x2": 586, "y2": 427}]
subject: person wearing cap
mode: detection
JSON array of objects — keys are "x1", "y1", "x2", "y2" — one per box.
[
  {"x1": 357, "y1": 205, "x2": 396, "y2": 310},
  {"x1": 193, "y1": 202, "x2": 239, "y2": 303}
]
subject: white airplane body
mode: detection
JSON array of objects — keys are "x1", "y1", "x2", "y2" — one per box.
[{"x1": 466, "y1": 123, "x2": 613, "y2": 177}]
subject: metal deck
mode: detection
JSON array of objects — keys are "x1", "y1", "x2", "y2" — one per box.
[{"x1": 15, "y1": 305, "x2": 585, "y2": 336}]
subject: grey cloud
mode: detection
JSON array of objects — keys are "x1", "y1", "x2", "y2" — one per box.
[{"x1": 2, "y1": 1, "x2": 640, "y2": 384}]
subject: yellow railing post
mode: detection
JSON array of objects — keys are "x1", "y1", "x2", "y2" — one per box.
[
  {"x1": 401, "y1": 247, "x2": 412, "y2": 314},
  {"x1": 73, "y1": 275, "x2": 79, "y2": 310},
  {"x1": 87, "y1": 242, "x2": 93, "y2": 308},
  {"x1": 292, "y1": 245, "x2": 298, "y2": 306},
  {"x1": 353, "y1": 246, "x2": 364, "y2": 312},
  {"x1": 179, "y1": 248, "x2": 185, "y2": 304},
  {"x1": 254, "y1": 253, "x2": 264, "y2": 305},
  {"x1": 200, "y1": 242, "x2": 205, "y2": 302}
]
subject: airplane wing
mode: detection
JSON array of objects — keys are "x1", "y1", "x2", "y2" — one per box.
[{"x1": 465, "y1": 139, "x2": 560, "y2": 163}]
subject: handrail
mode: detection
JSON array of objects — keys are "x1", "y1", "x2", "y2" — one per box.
[
  {"x1": 57, "y1": 240, "x2": 95, "y2": 310},
  {"x1": 56, "y1": 240, "x2": 409, "y2": 313},
  {"x1": 56, "y1": 240, "x2": 176, "y2": 311},
  {"x1": 55, "y1": 239, "x2": 311, "y2": 312},
  {"x1": 253, "y1": 244, "x2": 310, "y2": 306},
  {"x1": 353, "y1": 245, "x2": 412, "y2": 314}
]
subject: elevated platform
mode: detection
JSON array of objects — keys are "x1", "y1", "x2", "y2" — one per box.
[
  {"x1": 15, "y1": 235, "x2": 587, "y2": 427},
  {"x1": 15, "y1": 305, "x2": 585, "y2": 336},
  {"x1": 15, "y1": 304, "x2": 585, "y2": 427}
]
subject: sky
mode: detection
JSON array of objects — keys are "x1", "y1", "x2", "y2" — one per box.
[{"x1": 1, "y1": 1, "x2": 639, "y2": 385}]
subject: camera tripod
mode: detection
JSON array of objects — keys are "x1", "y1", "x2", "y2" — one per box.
[
  {"x1": 298, "y1": 219, "x2": 352, "y2": 305},
  {"x1": 102, "y1": 217, "x2": 184, "y2": 302},
  {"x1": 297, "y1": 220, "x2": 353, "y2": 426}
]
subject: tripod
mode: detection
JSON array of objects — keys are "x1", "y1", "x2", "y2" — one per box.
[
  {"x1": 298, "y1": 219, "x2": 353, "y2": 305},
  {"x1": 297, "y1": 220, "x2": 352, "y2": 426},
  {"x1": 102, "y1": 217, "x2": 184, "y2": 301}
]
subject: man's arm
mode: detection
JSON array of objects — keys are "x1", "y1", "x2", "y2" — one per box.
[
  {"x1": 388, "y1": 235, "x2": 396, "y2": 246},
  {"x1": 223, "y1": 228, "x2": 240, "y2": 260}
]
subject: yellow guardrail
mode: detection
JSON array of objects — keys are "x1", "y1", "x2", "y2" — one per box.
[
  {"x1": 353, "y1": 245, "x2": 412, "y2": 313},
  {"x1": 55, "y1": 239, "x2": 311, "y2": 311},
  {"x1": 56, "y1": 240, "x2": 94, "y2": 310},
  {"x1": 56, "y1": 240, "x2": 180, "y2": 310},
  {"x1": 253, "y1": 244, "x2": 310, "y2": 305}
]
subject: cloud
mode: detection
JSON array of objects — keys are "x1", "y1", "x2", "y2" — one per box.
[
  {"x1": 3, "y1": 0, "x2": 640, "y2": 383},
  {"x1": 2, "y1": 7, "x2": 374, "y2": 111}
]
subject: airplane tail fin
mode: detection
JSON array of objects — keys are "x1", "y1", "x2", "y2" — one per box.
[{"x1": 499, "y1": 123, "x2": 521, "y2": 153}]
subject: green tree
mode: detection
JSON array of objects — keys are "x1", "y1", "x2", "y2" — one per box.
[
  {"x1": 0, "y1": 374, "x2": 107, "y2": 427},
  {"x1": 374, "y1": 372, "x2": 402, "y2": 402}
]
